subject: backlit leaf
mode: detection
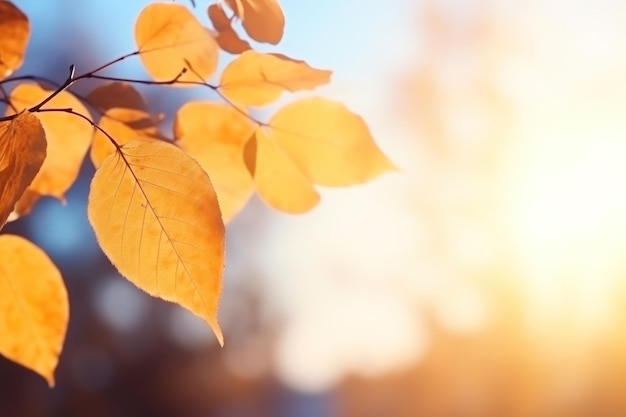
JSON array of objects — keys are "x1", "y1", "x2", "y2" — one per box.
[
  {"x1": 0, "y1": 111, "x2": 46, "y2": 228},
  {"x1": 0, "y1": 1, "x2": 29, "y2": 79},
  {"x1": 88, "y1": 139, "x2": 225, "y2": 345},
  {"x1": 0, "y1": 235, "x2": 68, "y2": 387},
  {"x1": 91, "y1": 108, "x2": 165, "y2": 168},
  {"x1": 175, "y1": 101, "x2": 255, "y2": 222},
  {"x1": 233, "y1": 0, "x2": 285, "y2": 45},
  {"x1": 249, "y1": 130, "x2": 320, "y2": 213},
  {"x1": 208, "y1": 3, "x2": 251, "y2": 54},
  {"x1": 87, "y1": 82, "x2": 148, "y2": 113},
  {"x1": 8, "y1": 83, "x2": 92, "y2": 202},
  {"x1": 135, "y1": 3, "x2": 219, "y2": 83},
  {"x1": 219, "y1": 51, "x2": 332, "y2": 106},
  {"x1": 265, "y1": 97, "x2": 397, "y2": 186}
]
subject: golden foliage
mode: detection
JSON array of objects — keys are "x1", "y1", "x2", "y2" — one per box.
[
  {"x1": 87, "y1": 140, "x2": 225, "y2": 345},
  {"x1": 0, "y1": 112, "x2": 46, "y2": 228},
  {"x1": 91, "y1": 108, "x2": 164, "y2": 168},
  {"x1": 0, "y1": 0, "x2": 397, "y2": 381},
  {"x1": 0, "y1": 235, "x2": 68, "y2": 387},
  {"x1": 8, "y1": 83, "x2": 92, "y2": 201},
  {"x1": 175, "y1": 101, "x2": 255, "y2": 222},
  {"x1": 219, "y1": 51, "x2": 332, "y2": 106},
  {"x1": 135, "y1": 2, "x2": 219, "y2": 83},
  {"x1": 264, "y1": 97, "x2": 397, "y2": 186},
  {"x1": 226, "y1": 0, "x2": 285, "y2": 45},
  {"x1": 208, "y1": 3, "x2": 251, "y2": 54},
  {"x1": 0, "y1": 1, "x2": 29, "y2": 79}
]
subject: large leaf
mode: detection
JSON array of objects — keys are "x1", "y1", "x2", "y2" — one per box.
[
  {"x1": 219, "y1": 51, "x2": 332, "y2": 106},
  {"x1": 175, "y1": 101, "x2": 255, "y2": 222},
  {"x1": 0, "y1": 235, "x2": 68, "y2": 387},
  {"x1": 88, "y1": 139, "x2": 225, "y2": 345},
  {"x1": 0, "y1": 1, "x2": 29, "y2": 80},
  {"x1": 0, "y1": 111, "x2": 46, "y2": 228},
  {"x1": 135, "y1": 3, "x2": 219, "y2": 84}
]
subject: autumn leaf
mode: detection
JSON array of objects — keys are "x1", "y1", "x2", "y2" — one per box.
[
  {"x1": 0, "y1": 111, "x2": 46, "y2": 228},
  {"x1": 264, "y1": 97, "x2": 397, "y2": 186},
  {"x1": 219, "y1": 51, "x2": 332, "y2": 106},
  {"x1": 91, "y1": 108, "x2": 165, "y2": 168},
  {"x1": 208, "y1": 3, "x2": 251, "y2": 54},
  {"x1": 0, "y1": 235, "x2": 69, "y2": 387},
  {"x1": 247, "y1": 97, "x2": 396, "y2": 212},
  {"x1": 246, "y1": 132, "x2": 320, "y2": 213},
  {"x1": 88, "y1": 139, "x2": 225, "y2": 345},
  {"x1": 225, "y1": 0, "x2": 285, "y2": 45},
  {"x1": 87, "y1": 82, "x2": 148, "y2": 113},
  {"x1": 135, "y1": 2, "x2": 219, "y2": 83},
  {"x1": 8, "y1": 83, "x2": 92, "y2": 203},
  {"x1": 175, "y1": 101, "x2": 255, "y2": 222},
  {"x1": 0, "y1": 1, "x2": 29, "y2": 80}
]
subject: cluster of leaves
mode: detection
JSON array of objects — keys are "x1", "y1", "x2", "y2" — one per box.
[{"x1": 0, "y1": 0, "x2": 395, "y2": 387}]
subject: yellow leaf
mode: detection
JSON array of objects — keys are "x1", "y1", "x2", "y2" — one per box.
[
  {"x1": 8, "y1": 83, "x2": 92, "y2": 201},
  {"x1": 0, "y1": 111, "x2": 46, "y2": 228},
  {"x1": 219, "y1": 51, "x2": 332, "y2": 106},
  {"x1": 0, "y1": 235, "x2": 68, "y2": 387},
  {"x1": 0, "y1": 1, "x2": 29, "y2": 79},
  {"x1": 175, "y1": 101, "x2": 255, "y2": 222},
  {"x1": 88, "y1": 139, "x2": 225, "y2": 345},
  {"x1": 87, "y1": 82, "x2": 148, "y2": 113},
  {"x1": 266, "y1": 97, "x2": 397, "y2": 186},
  {"x1": 91, "y1": 108, "x2": 165, "y2": 168},
  {"x1": 208, "y1": 3, "x2": 251, "y2": 55},
  {"x1": 135, "y1": 3, "x2": 219, "y2": 83},
  {"x1": 249, "y1": 130, "x2": 320, "y2": 213},
  {"x1": 232, "y1": 0, "x2": 285, "y2": 45}
]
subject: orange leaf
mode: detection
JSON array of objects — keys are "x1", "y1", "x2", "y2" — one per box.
[
  {"x1": 91, "y1": 108, "x2": 165, "y2": 168},
  {"x1": 231, "y1": 0, "x2": 285, "y2": 45},
  {"x1": 0, "y1": 111, "x2": 46, "y2": 228},
  {"x1": 8, "y1": 83, "x2": 92, "y2": 201},
  {"x1": 208, "y1": 3, "x2": 251, "y2": 54},
  {"x1": 0, "y1": 235, "x2": 68, "y2": 387},
  {"x1": 135, "y1": 3, "x2": 219, "y2": 84},
  {"x1": 88, "y1": 139, "x2": 225, "y2": 345},
  {"x1": 0, "y1": 1, "x2": 29, "y2": 80},
  {"x1": 219, "y1": 51, "x2": 332, "y2": 106},
  {"x1": 248, "y1": 130, "x2": 320, "y2": 213},
  {"x1": 87, "y1": 82, "x2": 148, "y2": 113},
  {"x1": 175, "y1": 101, "x2": 255, "y2": 222},
  {"x1": 265, "y1": 97, "x2": 397, "y2": 186}
]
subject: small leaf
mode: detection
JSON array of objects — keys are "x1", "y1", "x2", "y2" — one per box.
[
  {"x1": 0, "y1": 235, "x2": 69, "y2": 387},
  {"x1": 219, "y1": 51, "x2": 332, "y2": 106},
  {"x1": 135, "y1": 3, "x2": 219, "y2": 83},
  {"x1": 8, "y1": 83, "x2": 92, "y2": 201},
  {"x1": 88, "y1": 139, "x2": 225, "y2": 345},
  {"x1": 208, "y1": 3, "x2": 251, "y2": 54},
  {"x1": 0, "y1": 1, "x2": 29, "y2": 79},
  {"x1": 265, "y1": 97, "x2": 397, "y2": 186},
  {"x1": 250, "y1": 130, "x2": 320, "y2": 213},
  {"x1": 232, "y1": 0, "x2": 285, "y2": 45},
  {"x1": 0, "y1": 111, "x2": 46, "y2": 228},
  {"x1": 87, "y1": 82, "x2": 148, "y2": 113},
  {"x1": 91, "y1": 108, "x2": 165, "y2": 168},
  {"x1": 175, "y1": 101, "x2": 255, "y2": 222}
]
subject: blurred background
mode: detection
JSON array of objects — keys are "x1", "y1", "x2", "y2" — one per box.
[{"x1": 3, "y1": 0, "x2": 626, "y2": 416}]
